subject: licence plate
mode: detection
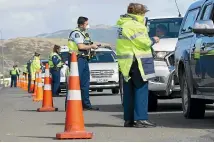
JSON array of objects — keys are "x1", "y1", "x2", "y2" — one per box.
[{"x1": 96, "y1": 79, "x2": 108, "y2": 83}]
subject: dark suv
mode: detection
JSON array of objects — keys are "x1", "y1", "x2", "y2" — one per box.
[{"x1": 175, "y1": 0, "x2": 214, "y2": 119}]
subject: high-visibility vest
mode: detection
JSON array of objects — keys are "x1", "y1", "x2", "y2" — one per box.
[
  {"x1": 48, "y1": 52, "x2": 63, "y2": 68},
  {"x1": 15, "y1": 67, "x2": 20, "y2": 75},
  {"x1": 10, "y1": 69, "x2": 17, "y2": 75},
  {"x1": 67, "y1": 27, "x2": 92, "y2": 55},
  {"x1": 116, "y1": 13, "x2": 155, "y2": 82}
]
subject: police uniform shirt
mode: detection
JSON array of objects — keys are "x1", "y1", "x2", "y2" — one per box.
[{"x1": 70, "y1": 31, "x2": 84, "y2": 44}]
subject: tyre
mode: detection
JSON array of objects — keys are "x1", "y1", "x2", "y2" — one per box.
[
  {"x1": 112, "y1": 88, "x2": 119, "y2": 94},
  {"x1": 180, "y1": 69, "x2": 205, "y2": 119},
  {"x1": 148, "y1": 92, "x2": 158, "y2": 112}
]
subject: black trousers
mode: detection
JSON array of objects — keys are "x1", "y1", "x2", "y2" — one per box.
[{"x1": 28, "y1": 74, "x2": 32, "y2": 93}]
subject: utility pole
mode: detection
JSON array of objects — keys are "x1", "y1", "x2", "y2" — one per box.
[{"x1": 0, "y1": 30, "x2": 4, "y2": 87}]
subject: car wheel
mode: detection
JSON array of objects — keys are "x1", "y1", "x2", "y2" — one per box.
[
  {"x1": 180, "y1": 69, "x2": 205, "y2": 119},
  {"x1": 112, "y1": 88, "x2": 119, "y2": 94},
  {"x1": 148, "y1": 92, "x2": 158, "y2": 112}
]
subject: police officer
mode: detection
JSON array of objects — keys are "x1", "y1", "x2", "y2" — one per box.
[
  {"x1": 48, "y1": 45, "x2": 63, "y2": 97},
  {"x1": 10, "y1": 65, "x2": 19, "y2": 88},
  {"x1": 65, "y1": 16, "x2": 99, "y2": 111},
  {"x1": 27, "y1": 55, "x2": 36, "y2": 93},
  {"x1": 116, "y1": 3, "x2": 159, "y2": 128},
  {"x1": 30, "y1": 52, "x2": 41, "y2": 91}
]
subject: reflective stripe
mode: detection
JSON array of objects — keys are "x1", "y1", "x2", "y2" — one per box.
[
  {"x1": 45, "y1": 69, "x2": 49, "y2": 77},
  {"x1": 70, "y1": 62, "x2": 79, "y2": 76},
  {"x1": 38, "y1": 83, "x2": 43, "y2": 87},
  {"x1": 118, "y1": 31, "x2": 145, "y2": 40},
  {"x1": 44, "y1": 84, "x2": 51, "y2": 90},
  {"x1": 67, "y1": 90, "x2": 81, "y2": 100},
  {"x1": 117, "y1": 54, "x2": 153, "y2": 59}
]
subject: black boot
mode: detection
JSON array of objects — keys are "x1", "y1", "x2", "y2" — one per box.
[
  {"x1": 135, "y1": 120, "x2": 156, "y2": 128},
  {"x1": 124, "y1": 121, "x2": 136, "y2": 127}
]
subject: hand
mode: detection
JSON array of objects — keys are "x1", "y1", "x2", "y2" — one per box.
[
  {"x1": 153, "y1": 36, "x2": 160, "y2": 43},
  {"x1": 91, "y1": 44, "x2": 99, "y2": 49}
]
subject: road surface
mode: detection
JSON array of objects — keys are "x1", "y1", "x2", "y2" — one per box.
[{"x1": 1, "y1": 87, "x2": 214, "y2": 141}]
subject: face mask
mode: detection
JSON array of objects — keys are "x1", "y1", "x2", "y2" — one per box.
[{"x1": 86, "y1": 25, "x2": 90, "y2": 29}]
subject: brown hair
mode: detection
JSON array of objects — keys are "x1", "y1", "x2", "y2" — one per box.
[
  {"x1": 127, "y1": 3, "x2": 149, "y2": 15},
  {"x1": 53, "y1": 45, "x2": 61, "y2": 53}
]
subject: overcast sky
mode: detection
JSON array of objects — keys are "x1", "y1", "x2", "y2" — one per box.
[{"x1": 0, "y1": 0, "x2": 196, "y2": 39}]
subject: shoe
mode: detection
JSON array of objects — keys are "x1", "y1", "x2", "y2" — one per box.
[
  {"x1": 135, "y1": 120, "x2": 156, "y2": 128},
  {"x1": 124, "y1": 121, "x2": 136, "y2": 127},
  {"x1": 83, "y1": 106, "x2": 99, "y2": 111}
]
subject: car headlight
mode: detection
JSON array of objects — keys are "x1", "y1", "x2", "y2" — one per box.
[{"x1": 154, "y1": 51, "x2": 170, "y2": 60}]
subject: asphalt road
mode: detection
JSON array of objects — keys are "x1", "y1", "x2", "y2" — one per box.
[{"x1": 1, "y1": 88, "x2": 214, "y2": 142}]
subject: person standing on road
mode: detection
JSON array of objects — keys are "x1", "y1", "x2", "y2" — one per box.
[
  {"x1": 65, "y1": 16, "x2": 100, "y2": 111},
  {"x1": 48, "y1": 45, "x2": 64, "y2": 97},
  {"x1": 27, "y1": 56, "x2": 35, "y2": 93},
  {"x1": 10, "y1": 65, "x2": 19, "y2": 88},
  {"x1": 30, "y1": 52, "x2": 41, "y2": 91},
  {"x1": 116, "y1": 3, "x2": 159, "y2": 128}
]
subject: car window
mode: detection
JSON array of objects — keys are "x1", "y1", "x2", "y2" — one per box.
[
  {"x1": 181, "y1": 8, "x2": 200, "y2": 33},
  {"x1": 201, "y1": 4, "x2": 213, "y2": 20},
  {"x1": 89, "y1": 51, "x2": 116, "y2": 63},
  {"x1": 148, "y1": 18, "x2": 183, "y2": 38}
]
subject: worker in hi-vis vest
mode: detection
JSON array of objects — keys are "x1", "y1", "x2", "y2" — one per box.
[{"x1": 116, "y1": 3, "x2": 160, "y2": 128}]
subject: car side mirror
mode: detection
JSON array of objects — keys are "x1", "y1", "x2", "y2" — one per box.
[{"x1": 193, "y1": 20, "x2": 214, "y2": 36}]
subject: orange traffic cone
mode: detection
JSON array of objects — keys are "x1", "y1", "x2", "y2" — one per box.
[
  {"x1": 30, "y1": 79, "x2": 35, "y2": 93},
  {"x1": 37, "y1": 64, "x2": 58, "y2": 112},
  {"x1": 32, "y1": 73, "x2": 38, "y2": 97},
  {"x1": 21, "y1": 76, "x2": 24, "y2": 90},
  {"x1": 24, "y1": 74, "x2": 28, "y2": 91},
  {"x1": 56, "y1": 52, "x2": 93, "y2": 140},
  {"x1": 33, "y1": 71, "x2": 43, "y2": 102}
]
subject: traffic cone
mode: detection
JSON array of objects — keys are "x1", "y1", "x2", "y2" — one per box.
[
  {"x1": 24, "y1": 74, "x2": 28, "y2": 91},
  {"x1": 21, "y1": 76, "x2": 24, "y2": 90},
  {"x1": 30, "y1": 79, "x2": 35, "y2": 93},
  {"x1": 56, "y1": 52, "x2": 93, "y2": 140},
  {"x1": 32, "y1": 73, "x2": 38, "y2": 97},
  {"x1": 33, "y1": 70, "x2": 43, "y2": 102},
  {"x1": 37, "y1": 63, "x2": 58, "y2": 112}
]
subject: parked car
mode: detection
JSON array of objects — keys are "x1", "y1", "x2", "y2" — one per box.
[
  {"x1": 89, "y1": 46, "x2": 120, "y2": 94},
  {"x1": 175, "y1": 0, "x2": 214, "y2": 119}
]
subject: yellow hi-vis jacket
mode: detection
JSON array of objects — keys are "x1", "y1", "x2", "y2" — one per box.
[
  {"x1": 67, "y1": 27, "x2": 92, "y2": 53},
  {"x1": 116, "y1": 13, "x2": 155, "y2": 82},
  {"x1": 30, "y1": 56, "x2": 41, "y2": 80}
]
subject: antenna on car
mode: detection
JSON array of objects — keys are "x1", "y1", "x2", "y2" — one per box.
[{"x1": 174, "y1": 0, "x2": 181, "y2": 17}]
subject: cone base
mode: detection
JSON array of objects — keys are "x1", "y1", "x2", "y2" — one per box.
[
  {"x1": 33, "y1": 99, "x2": 43, "y2": 102},
  {"x1": 56, "y1": 131, "x2": 93, "y2": 139},
  {"x1": 37, "y1": 107, "x2": 58, "y2": 112}
]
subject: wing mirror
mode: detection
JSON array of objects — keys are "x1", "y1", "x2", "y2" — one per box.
[{"x1": 193, "y1": 20, "x2": 214, "y2": 36}]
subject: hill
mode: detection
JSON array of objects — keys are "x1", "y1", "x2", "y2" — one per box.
[{"x1": 35, "y1": 25, "x2": 117, "y2": 45}]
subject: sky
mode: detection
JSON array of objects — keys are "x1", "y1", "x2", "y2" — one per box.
[{"x1": 0, "y1": 0, "x2": 196, "y2": 39}]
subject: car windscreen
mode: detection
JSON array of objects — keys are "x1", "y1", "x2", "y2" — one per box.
[
  {"x1": 89, "y1": 51, "x2": 116, "y2": 63},
  {"x1": 148, "y1": 18, "x2": 183, "y2": 38}
]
